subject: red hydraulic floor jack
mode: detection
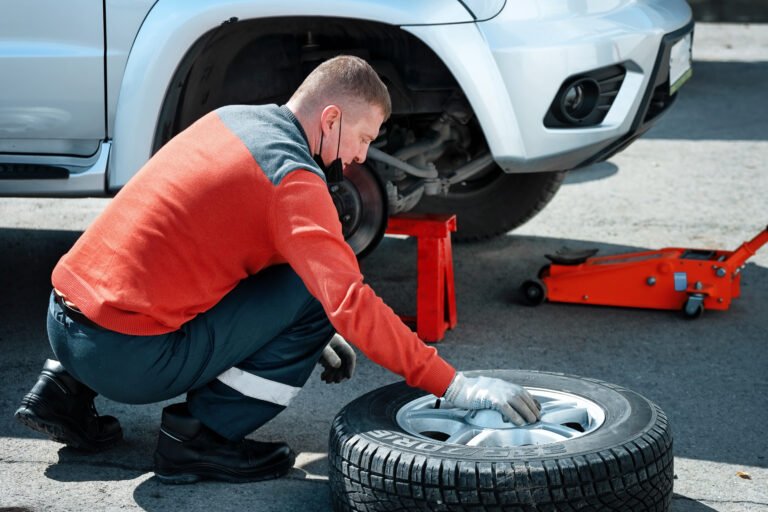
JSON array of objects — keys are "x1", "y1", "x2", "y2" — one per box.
[{"x1": 521, "y1": 225, "x2": 768, "y2": 318}]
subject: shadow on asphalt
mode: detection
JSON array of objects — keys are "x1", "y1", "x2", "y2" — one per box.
[
  {"x1": 643, "y1": 61, "x2": 768, "y2": 142},
  {"x1": 562, "y1": 162, "x2": 619, "y2": 185},
  {"x1": 131, "y1": 472, "x2": 331, "y2": 511},
  {"x1": 42, "y1": 444, "x2": 151, "y2": 483},
  {"x1": 671, "y1": 494, "x2": 720, "y2": 511}
]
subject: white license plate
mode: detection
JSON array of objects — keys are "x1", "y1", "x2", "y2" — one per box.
[{"x1": 669, "y1": 33, "x2": 693, "y2": 94}]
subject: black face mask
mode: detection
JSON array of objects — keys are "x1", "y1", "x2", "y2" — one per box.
[{"x1": 313, "y1": 112, "x2": 344, "y2": 184}]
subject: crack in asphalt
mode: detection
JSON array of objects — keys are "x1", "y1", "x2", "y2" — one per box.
[
  {"x1": 284, "y1": 476, "x2": 329, "y2": 485},
  {"x1": 673, "y1": 495, "x2": 768, "y2": 506}
]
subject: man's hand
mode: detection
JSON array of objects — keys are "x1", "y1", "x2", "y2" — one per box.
[
  {"x1": 319, "y1": 334, "x2": 356, "y2": 383},
  {"x1": 443, "y1": 373, "x2": 541, "y2": 426}
]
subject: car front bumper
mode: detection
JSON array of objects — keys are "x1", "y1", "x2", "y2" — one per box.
[
  {"x1": 406, "y1": 0, "x2": 694, "y2": 173},
  {"x1": 482, "y1": 0, "x2": 694, "y2": 172}
]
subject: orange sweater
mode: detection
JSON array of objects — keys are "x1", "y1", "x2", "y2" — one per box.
[{"x1": 52, "y1": 105, "x2": 455, "y2": 397}]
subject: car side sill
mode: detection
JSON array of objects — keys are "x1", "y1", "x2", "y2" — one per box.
[{"x1": 0, "y1": 142, "x2": 110, "y2": 197}]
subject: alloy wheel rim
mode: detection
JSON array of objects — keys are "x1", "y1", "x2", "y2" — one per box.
[{"x1": 396, "y1": 387, "x2": 606, "y2": 447}]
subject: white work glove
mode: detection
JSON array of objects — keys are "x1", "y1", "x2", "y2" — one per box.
[
  {"x1": 319, "y1": 334, "x2": 356, "y2": 383},
  {"x1": 443, "y1": 372, "x2": 541, "y2": 426}
]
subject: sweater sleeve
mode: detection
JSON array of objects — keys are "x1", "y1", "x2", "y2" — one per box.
[{"x1": 270, "y1": 170, "x2": 455, "y2": 397}]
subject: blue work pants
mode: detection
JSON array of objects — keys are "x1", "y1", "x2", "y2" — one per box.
[{"x1": 47, "y1": 265, "x2": 334, "y2": 441}]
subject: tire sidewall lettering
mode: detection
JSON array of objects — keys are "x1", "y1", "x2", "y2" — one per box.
[{"x1": 362, "y1": 431, "x2": 570, "y2": 457}]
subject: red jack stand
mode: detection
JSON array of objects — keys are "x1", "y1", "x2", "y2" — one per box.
[{"x1": 386, "y1": 214, "x2": 458, "y2": 342}]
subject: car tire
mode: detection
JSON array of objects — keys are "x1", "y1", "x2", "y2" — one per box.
[
  {"x1": 414, "y1": 169, "x2": 565, "y2": 242},
  {"x1": 329, "y1": 370, "x2": 673, "y2": 512}
]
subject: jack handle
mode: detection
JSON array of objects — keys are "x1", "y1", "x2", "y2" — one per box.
[{"x1": 725, "y1": 225, "x2": 768, "y2": 269}]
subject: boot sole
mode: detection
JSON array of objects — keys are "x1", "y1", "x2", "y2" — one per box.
[
  {"x1": 15, "y1": 398, "x2": 122, "y2": 452},
  {"x1": 154, "y1": 451, "x2": 296, "y2": 485}
]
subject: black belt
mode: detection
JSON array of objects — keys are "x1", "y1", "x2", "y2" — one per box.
[{"x1": 53, "y1": 292, "x2": 104, "y2": 331}]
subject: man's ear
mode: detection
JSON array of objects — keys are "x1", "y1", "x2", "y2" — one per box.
[{"x1": 320, "y1": 105, "x2": 341, "y2": 134}]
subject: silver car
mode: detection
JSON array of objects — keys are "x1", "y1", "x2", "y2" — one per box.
[{"x1": 0, "y1": 0, "x2": 693, "y2": 254}]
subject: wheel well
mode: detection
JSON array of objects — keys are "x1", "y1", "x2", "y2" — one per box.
[{"x1": 153, "y1": 17, "x2": 463, "y2": 152}]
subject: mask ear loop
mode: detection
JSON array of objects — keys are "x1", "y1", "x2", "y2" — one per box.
[
  {"x1": 316, "y1": 108, "x2": 344, "y2": 183},
  {"x1": 335, "y1": 110, "x2": 343, "y2": 161},
  {"x1": 316, "y1": 108, "x2": 340, "y2": 160}
]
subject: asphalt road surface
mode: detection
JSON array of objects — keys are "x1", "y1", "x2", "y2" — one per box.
[{"x1": 1, "y1": 23, "x2": 766, "y2": 512}]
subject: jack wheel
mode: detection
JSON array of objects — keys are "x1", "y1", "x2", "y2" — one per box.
[
  {"x1": 682, "y1": 296, "x2": 705, "y2": 319},
  {"x1": 521, "y1": 279, "x2": 547, "y2": 306}
]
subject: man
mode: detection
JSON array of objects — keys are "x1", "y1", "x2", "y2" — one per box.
[{"x1": 15, "y1": 56, "x2": 540, "y2": 484}]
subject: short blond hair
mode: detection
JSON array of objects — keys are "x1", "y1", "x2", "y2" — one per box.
[{"x1": 290, "y1": 55, "x2": 391, "y2": 120}]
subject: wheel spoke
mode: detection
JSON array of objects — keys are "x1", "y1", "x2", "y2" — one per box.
[
  {"x1": 541, "y1": 401, "x2": 589, "y2": 426},
  {"x1": 465, "y1": 429, "x2": 499, "y2": 447},
  {"x1": 404, "y1": 407, "x2": 468, "y2": 423},
  {"x1": 535, "y1": 422, "x2": 583, "y2": 440},
  {"x1": 541, "y1": 408, "x2": 589, "y2": 426},
  {"x1": 541, "y1": 399, "x2": 578, "y2": 413},
  {"x1": 445, "y1": 425, "x2": 478, "y2": 444}
]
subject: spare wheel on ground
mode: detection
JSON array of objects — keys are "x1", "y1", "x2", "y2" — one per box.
[{"x1": 329, "y1": 370, "x2": 673, "y2": 511}]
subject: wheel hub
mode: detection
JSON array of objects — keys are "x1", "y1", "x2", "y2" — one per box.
[
  {"x1": 329, "y1": 181, "x2": 363, "y2": 239},
  {"x1": 329, "y1": 163, "x2": 387, "y2": 257}
]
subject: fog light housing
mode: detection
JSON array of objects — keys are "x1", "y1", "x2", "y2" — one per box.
[{"x1": 544, "y1": 64, "x2": 626, "y2": 128}]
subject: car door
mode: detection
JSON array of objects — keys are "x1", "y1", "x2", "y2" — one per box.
[{"x1": 0, "y1": 1, "x2": 105, "y2": 157}]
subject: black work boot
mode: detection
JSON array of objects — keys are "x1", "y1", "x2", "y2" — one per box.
[
  {"x1": 15, "y1": 359, "x2": 123, "y2": 452},
  {"x1": 154, "y1": 403, "x2": 295, "y2": 484}
]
